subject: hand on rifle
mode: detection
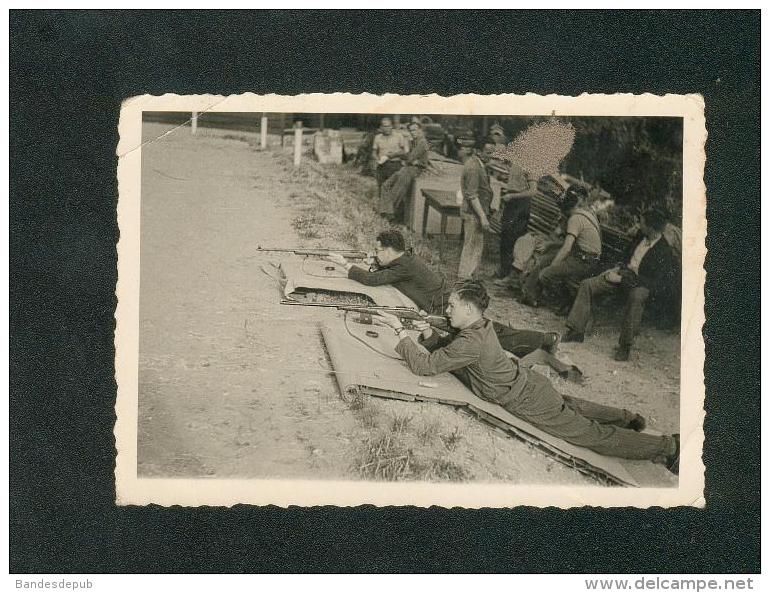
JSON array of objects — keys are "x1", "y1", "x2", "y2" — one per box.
[
  {"x1": 411, "y1": 311, "x2": 435, "y2": 339},
  {"x1": 376, "y1": 311, "x2": 405, "y2": 332},
  {"x1": 378, "y1": 310, "x2": 433, "y2": 340},
  {"x1": 325, "y1": 252, "x2": 348, "y2": 267}
]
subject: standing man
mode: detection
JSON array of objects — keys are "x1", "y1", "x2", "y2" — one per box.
[
  {"x1": 326, "y1": 230, "x2": 560, "y2": 359},
  {"x1": 457, "y1": 142, "x2": 494, "y2": 279},
  {"x1": 372, "y1": 117, "x2": 410, "y2": 196},
  {"x1": 494, "y1": 160, "x2": 537, "y2": 284},
  {"x1": 377, "y1": 280, "x2": 679, "y2": 473},
  {"x1": 520, "y1": 184, "x2": 602, "y2": 310},
  {"x1": 563, "y1": 210, "x2": 677, "y2": 361},
  {"x1": 378, "y1": 121, "x2": 431, "y2": 222}
]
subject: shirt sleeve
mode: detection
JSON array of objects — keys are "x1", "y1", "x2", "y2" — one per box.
[
  {"x1": 419, "y1": 330, "x2": 456, "y2": 351},
  {"x1": 565, "y1": 214, "x2": 583, "y2": 238},
  {"x1": 462, "y1": 163, "x2": 480, "y2": 203},
  {"x1": 395, "y1": 332, "x2": 479, "y2": 376},
  {"x1": 348, "y1": 261, "x2": 410, "y2": 286}
]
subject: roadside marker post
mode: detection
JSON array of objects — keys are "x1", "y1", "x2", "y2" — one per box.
[
  {"x1": 293, "y1": 121, "x2": 303, "y2": 167},
  {"x1": 260, "y1": 115, "x2": 268, "y2": 149}
]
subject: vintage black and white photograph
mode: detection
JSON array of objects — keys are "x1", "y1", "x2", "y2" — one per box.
[{"x1": 114, "y1": 93, "x2": 706, "y2": 507}]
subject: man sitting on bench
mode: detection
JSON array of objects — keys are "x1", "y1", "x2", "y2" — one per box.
[
  {"x1": 519, "y1": 185, "x2": 602, "y2": 312},
  {"x1": 562, "y1": 210, "x2": 678, "y2": 361},
  {"x1": 376, "y1": 279, "x2": 680, "y2": 473}
]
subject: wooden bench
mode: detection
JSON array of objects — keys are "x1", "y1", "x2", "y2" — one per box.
[{"x1": 490, "y1": 192, "x2": 631, "y2": 265}]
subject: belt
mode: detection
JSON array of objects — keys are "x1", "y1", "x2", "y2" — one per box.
[{"x1": 573, "y1": 249, "x2": 601, "y2": 261}]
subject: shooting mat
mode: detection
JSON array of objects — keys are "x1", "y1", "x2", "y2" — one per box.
[
  {"x1": 321, "y1": 316, "x2": 676, "y2": 488},
  {"x1": 280, "y1": 259, "x2": 419, "y2": 309}
]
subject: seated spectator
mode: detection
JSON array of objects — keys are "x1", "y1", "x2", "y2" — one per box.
[
  {"x1": 372, "y1": 117, "x2": 409, "y2": 195},
  {"x1": 520, "y1": 185, "x2": 602, "y2": 310},
  {"x1": 378, "y1": 122, "x2": 431, "y2": 222},
  {"x1": 562, "y1": 210, "x2": 678, "y2": 361}
]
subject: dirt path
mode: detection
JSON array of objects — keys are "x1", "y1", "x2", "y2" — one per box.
[
  {"x1": 136, "y1": 123, "x2": 677, "y2": 486},
  {"x1": 138, "y1": 124, "x2": 358, "y2": 479}
]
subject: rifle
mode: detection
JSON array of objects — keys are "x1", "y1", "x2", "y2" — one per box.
[
  {"x1": 279, "y1": 300, "x2": 451, "y2": 332},
  {"x1": 256, "y1": 246, "x2": 368, "y2": 260}
]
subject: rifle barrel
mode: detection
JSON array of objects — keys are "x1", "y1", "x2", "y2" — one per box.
[{"x1": 256, "y1": 247, "x2": 367, "y2": 259}]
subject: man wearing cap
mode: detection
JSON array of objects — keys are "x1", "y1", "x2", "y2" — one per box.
[{"x1": 520, "y1": 184, "x2": 602, "y2": 310}]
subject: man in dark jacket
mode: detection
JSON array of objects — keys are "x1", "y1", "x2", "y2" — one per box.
[
  {"x1": 325, "y1": 229, "x2": 559, "y2": 359},
  {"x1": 375, "y1": 279, "x2": 679, "y2": 472},
  {"x1": 562, "y1": 210, "x2": 678, "y2": 361}
]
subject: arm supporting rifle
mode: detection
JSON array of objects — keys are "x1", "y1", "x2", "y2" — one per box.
[{"x1": 341, "y1": 306, "x2": 450, "y2": 332}]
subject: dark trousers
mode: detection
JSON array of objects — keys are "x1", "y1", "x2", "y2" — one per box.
[
  {"x1": 431, "y1": 303, "x2": 549, "y2": 359},
  {"x1": 492, "y1": 322, "x2": 548, "y2": 358},
  {"x1": 498, "y1": 198, "x2": 531, "y2": 276},
  {"x1": 376, "y1": 160, "x2": 402, "y2": 192},
  {"x1": 505, "y1": 371, "x2": 674, "y2": 460},
  {"x1": 567, "y1": 273, "x2": 650, "y2": 346},
  {"x1": 523, "y1": 251, "x2": 597, "y2": 303},
  {"x1": 378, "y1": 165, "x2": 419, "y2": 221}
]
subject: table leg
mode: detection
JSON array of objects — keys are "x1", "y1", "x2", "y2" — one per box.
[
  {"x1": 440, "y1": 212, "x2": 448, "y2": 257},
  {"x1": 422, "y1": 201, "x2": 430, "y2": 238}
]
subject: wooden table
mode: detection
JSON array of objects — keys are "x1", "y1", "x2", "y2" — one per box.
[{"x1": 421, "y1": 188, "x2": 463, "y2": 254}]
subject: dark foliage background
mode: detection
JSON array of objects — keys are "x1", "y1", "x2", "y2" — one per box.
[{"x1": 10, "y1": 10, "x2": 760, "y2": 574}]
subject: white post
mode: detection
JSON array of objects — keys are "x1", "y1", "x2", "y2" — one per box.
[
  {"x1": 260, "y1": 115, "x2": 268, "y2": 149},
  {"x1": 191, "y1": 111, "x2": 198, "y2": 135},
  {"x1": 293, "y1": 121, "x2": 303, "y2": 167}
]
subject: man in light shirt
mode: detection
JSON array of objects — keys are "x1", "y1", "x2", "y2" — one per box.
[
  {"x1": 457, "y1": 142, "x2": 494, "y2": 279},
  {"x1": 520, "y1": 185, "x2": 602, "y2": 309},
  {"x1": 562, "y1": 210, "x2": 678, "y2": 361},
  {"x1": 372, "y1": 117, "x2": 410, "y2": 192}
]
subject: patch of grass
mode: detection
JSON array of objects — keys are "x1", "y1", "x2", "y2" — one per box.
[
  {"x1": 291, "y1": 213, "x2": 327, "y2": 238},
  {"x1": 346, "y1": 392, "x2": 379, "y2": 429},
  {"x1": 413, "y1": 457, "x2": 472, "y2": 482},
  {"x1": 416, "y1": 417, "x2": 441, "y2": 445},
  {"x1": 356, "y1": 431, "x2": 414, "y2": 481},
  {"x1": 389, "y1": 413, "x2": 412, "y2": 436},
  {"x1": 439, "y1": 426, "x2": 464, "y2": 452}
]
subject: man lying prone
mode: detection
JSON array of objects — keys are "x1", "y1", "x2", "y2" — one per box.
[
  {"x1": 325, "y1": 229, "x2": 559, "y2": 360},
  {"x1": 375, "y1": 279, "x2": 680, "y2": 472}
]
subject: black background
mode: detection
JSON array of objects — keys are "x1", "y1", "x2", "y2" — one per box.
[{"x1": 10, "y1": 10, "x2": 760, "y2": 573}]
